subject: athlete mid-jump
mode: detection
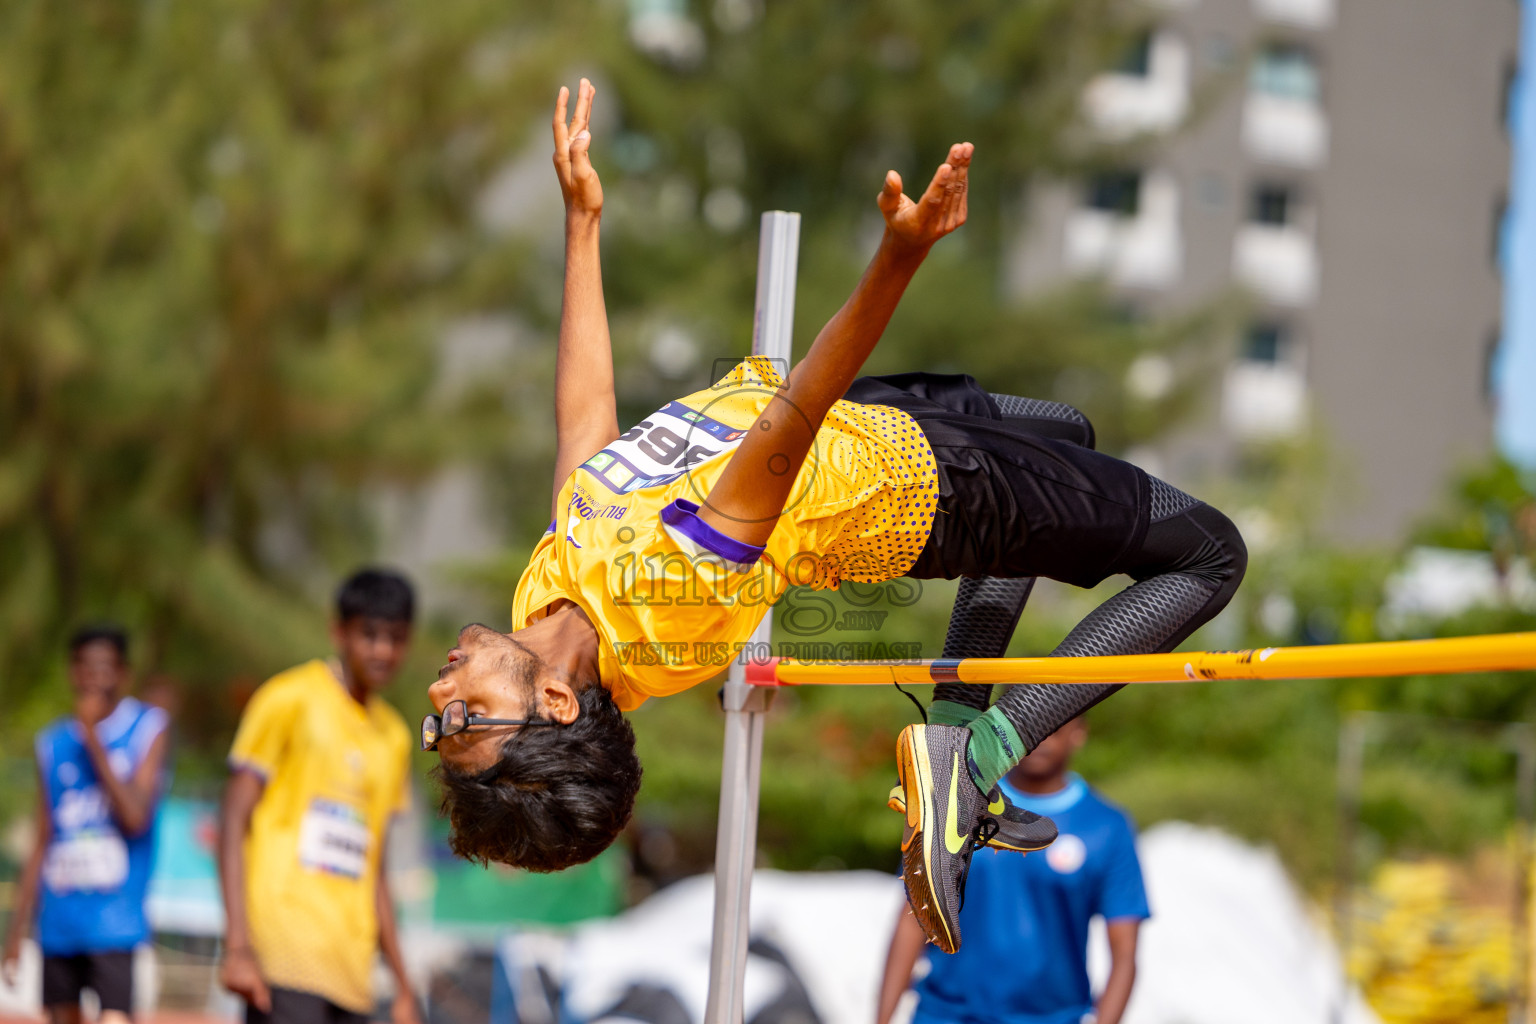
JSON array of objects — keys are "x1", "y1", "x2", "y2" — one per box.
[{"x1": 424, "y1": 79, "x2": 1245, "y2": 953}]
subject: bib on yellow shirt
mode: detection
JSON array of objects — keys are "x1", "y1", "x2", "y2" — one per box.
[
  {"x1": 513, "y1": 357, "x2": 940, "y2": 711},
  {"x1": 227, "y1": 660, "x2": 411, "y2": 1014}
]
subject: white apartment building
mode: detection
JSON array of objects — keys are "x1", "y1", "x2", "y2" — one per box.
[{"x1": 1010, "y1": 0, "x2": 1517, "y2": 542}]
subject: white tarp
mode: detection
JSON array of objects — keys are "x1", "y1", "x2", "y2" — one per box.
[
  {"x1": 503, "y1": 822, "x2": 1380, "y2": 1024},
  {"x1": 1109, "y1": 822, "x2": 1379, "y2": 1024}
]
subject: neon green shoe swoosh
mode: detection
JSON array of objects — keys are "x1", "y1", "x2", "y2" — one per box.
[{"x1": 944, "y1": 752, "x2": 968, "y2": 855}]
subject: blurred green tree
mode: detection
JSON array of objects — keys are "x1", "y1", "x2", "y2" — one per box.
[
  {"x1": 0, "y1": 0, "x2": 582, "y2": 738},
  {"x1": 1413, "y1": 455, "x2": 1536, "y2": 595}
]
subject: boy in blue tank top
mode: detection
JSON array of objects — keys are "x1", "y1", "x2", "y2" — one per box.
[
  {"x1": 2, "y1": 625, "x2": 171, "y2": 1024},
  {"x1": 877, "y1": 717, "x2": 1147, "y2": 1024}
]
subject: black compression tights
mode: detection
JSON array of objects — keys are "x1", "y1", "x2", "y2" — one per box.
[{"x1": 932, "y1": 427, "x2": 1247, "y2": 761}]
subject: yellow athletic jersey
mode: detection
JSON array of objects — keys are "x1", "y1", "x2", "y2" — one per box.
[
  {"x1": 513, "y1": 357, "x2": 940, "y2": 710},
  {"x1": 227, "y1": 660, "x2": 411, "y2": 1013}
]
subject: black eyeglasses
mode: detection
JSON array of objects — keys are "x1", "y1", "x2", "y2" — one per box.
[{"x1": 420, "y1": 699, "x2": 557, "y2": 751}]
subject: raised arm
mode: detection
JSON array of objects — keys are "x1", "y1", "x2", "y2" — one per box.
[
  {"x1": 77, "y1": 699, "x2": 168, "y2": 837},
  {"x1": 698, "y1": 143, "x2": 973, "y2": 546},
  {"x1": 549, "y1": 79, "x2": 620, "y2": 521}
]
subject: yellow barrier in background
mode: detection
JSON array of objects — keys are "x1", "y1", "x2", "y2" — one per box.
[{"x1": 748, "y1": 631, "x2": 1536, "y2": 687}]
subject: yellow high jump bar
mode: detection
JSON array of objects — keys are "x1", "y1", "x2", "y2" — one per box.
[{"x1": 741, "y1": 631, "x2": 1536, "y2": 687}]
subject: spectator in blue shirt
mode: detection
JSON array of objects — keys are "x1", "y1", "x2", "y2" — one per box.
[
  {"x1": 876, "y1": 716, "x2": 1148, "y2": 1024},
  {"x1": 2, "y1": 625, "x2": 171, "y2": 1024}
]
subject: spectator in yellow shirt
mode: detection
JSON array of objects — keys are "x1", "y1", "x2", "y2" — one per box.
[{"x1": 218, "y1": 569, "x2": 418, "y2": 1024}]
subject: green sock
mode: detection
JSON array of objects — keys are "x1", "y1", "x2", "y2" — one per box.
[
  {"x1": 927, "y1": 699, "x2": 983, "y2": 727},
  {"x1": 964, "y1": 707, "x2": 1026, "y2": 792}
]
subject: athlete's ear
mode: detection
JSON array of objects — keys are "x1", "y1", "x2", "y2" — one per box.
[{"x1": 537, "y1": 678, "x2": 582, "y2": 725}]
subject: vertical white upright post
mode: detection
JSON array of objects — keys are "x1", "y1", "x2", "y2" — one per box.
[{"x1": 703, "y1": 211, "x2": 800, "y2": 1024}]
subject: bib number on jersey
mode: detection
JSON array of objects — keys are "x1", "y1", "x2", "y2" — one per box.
[
  {"x1": 43, "y1": 829, "x2": 129, "y2": 892},
  {"x1": 583, "y1": 401, "x2": 747, "y2": 495},
  {"x1": 298, "y1": 798, "x2": 370, "y2": 879}
]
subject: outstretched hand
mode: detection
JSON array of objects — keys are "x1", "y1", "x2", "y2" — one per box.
[
  {"x1": 553, "y1": 78, "x2": 603, "y2": 217},
  {"x1": 877, "y1": 142, "x2": 973, "y2": 252}
]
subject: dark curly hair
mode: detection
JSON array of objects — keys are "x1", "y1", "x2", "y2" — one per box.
[{"x1": 433, "y1": 682, "x2": 642, "y2": 872}]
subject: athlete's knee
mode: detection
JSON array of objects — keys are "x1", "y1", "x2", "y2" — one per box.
[
  {"x1": 1185, "y1": 501, "x2": 1247, "y2": 589},
  {"x1": 1131, "y1": 496, "x2": 1246, "y2": 591}
]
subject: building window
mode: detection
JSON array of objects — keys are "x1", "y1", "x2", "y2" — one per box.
[
  {"x1": 1242, "y1": 321, "x2": 1290, "y2": 364},
  {"x1": 1084, "y1": 170, "x2": 1142, "y2": 217},
  {"x1": 1249, "y1": 184, "x2": 1294, "y2": 226},
  {"x1": 1113, "y1": 30, "x2": 1154, "y2": 77},
  {"x1": 1252, "y1": 0, "x2": 1336, "y2": 32},
  {"x1": 1250, "y1": 43, "x2": 1320, "y2": 104}
]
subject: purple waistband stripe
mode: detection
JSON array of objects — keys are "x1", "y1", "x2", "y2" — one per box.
[{"x1": 660, "y1": 499, "x2": 765, "y2": 573}]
